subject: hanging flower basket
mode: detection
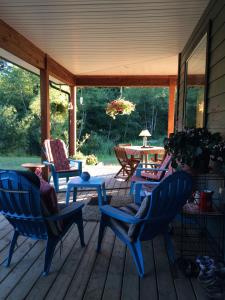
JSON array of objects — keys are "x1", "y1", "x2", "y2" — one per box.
[{"x1": 106, "y1": 98, "x2": 135, "y2": 119}]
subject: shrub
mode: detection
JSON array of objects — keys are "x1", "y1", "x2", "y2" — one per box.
[
  {"x1": 86, "y1": 154, "x2": 98, "y2": 165},
  {"x1": 71, "y1": 151, "x2": 86, "y2": 161},
  {"x1": 80, "y1": 132, "x2": 115, "y2": 156}
]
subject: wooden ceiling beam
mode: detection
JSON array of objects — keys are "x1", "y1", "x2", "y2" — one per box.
[
  {"x1": 75, "y1": 75, "x2": 177, "y2": 87},
  {"x1": 46, "y1": 55, "x2": 75, "y2": 86},
  {"x1": 0, "y1": 19, "x2": 45, "y2": 69},
  {"x1": 0, "y1": 19, "x2": 75, "y2": 85}
]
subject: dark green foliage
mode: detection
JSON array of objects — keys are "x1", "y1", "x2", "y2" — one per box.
[
  {"x1": 77, "y1": 87, "x2": 169, "y2": 155},
  {"x1": 164, "y1": 128, "x2": 222, "y2": 171},
  {"x1": 0, "y1": 59, "x2": 169, "y2": 158}
]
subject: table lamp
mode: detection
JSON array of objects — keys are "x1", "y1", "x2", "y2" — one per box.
[{"x1": 139, "y1": 129, "x2": 151, "y2": 148}]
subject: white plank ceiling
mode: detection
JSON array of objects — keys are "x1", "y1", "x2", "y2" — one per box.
[{"x1": 0, "y1": 0, "x2": 209, "y2": 76}]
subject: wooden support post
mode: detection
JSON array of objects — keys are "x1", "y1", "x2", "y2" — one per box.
[
  {"x1": 40, "y1": 66, "x2": 50, "y2": 179},
  {"x1": 168, "y1": 80, "x2": 176, "y2": 136},
  {"x1": 69, "y1": 86, "x2": 76, "y2": 157}
]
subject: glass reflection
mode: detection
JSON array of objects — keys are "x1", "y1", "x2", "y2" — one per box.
[{"x1": 185, "y1": 34, "x2": 207, "y2": 128}]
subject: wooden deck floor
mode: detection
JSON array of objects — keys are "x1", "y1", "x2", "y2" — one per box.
[{"x1": 0, "y1": 171, "x2": 207, "y2": 300}]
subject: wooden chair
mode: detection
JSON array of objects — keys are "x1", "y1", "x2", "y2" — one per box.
[
  {"x1": 97, "y1": 171, "x2": 193, "y2": 277},
  {"x1": 118, "y1": 143, "x2": 141, "y2": 160},
  {"x1": 114, "y1": 146, "x2": 140, "y2": 181},
  {"x1": 43, "y1": 139, "x2": 82, "y2": 192},
  {"x1": 0, "y1": 170, "x2": 85, "y2": 275}
]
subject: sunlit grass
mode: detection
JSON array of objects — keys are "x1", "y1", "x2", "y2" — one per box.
[
  {"x1": 0, "y1": 156, "x2": 41, "y2": 170},
  {"x1": 0, "y1": 137, "x2": 165, "y2": 169}
]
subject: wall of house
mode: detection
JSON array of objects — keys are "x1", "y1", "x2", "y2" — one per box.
[{"x1": 177, "y1": 0, "x2": 225, "y2": 137}]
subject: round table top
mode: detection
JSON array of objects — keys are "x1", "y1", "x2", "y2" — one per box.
[{"x1": 21, "y1": 163, "x2": 45, "y2": 169}]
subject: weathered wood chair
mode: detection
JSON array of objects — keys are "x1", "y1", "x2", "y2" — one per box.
[
  {"x1": 43, "y1": 139, "x2": 82, "y2": 192},
  {"x1": 0, "y1": 170, "x2": 85, "y2": 275},
  {"x1": 97, "y1": 171, "x2": 193, "y2": 277},
  {"x1": 114, "y1": 146, "x2": 140, "y2": 181}
]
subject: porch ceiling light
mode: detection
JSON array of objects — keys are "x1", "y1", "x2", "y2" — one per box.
[{"x1": 139, "y1": 129, "x2": 151, "y2": 148}]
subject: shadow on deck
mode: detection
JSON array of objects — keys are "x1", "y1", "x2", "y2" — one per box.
[{"x1": 0, "y1": 169, "x2": 206, "y2": 300}]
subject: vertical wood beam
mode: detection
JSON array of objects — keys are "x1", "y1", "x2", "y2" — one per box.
[
  {"x1": 40, "y1": 68, "x2": 50, "y2": 143},
  {"x1": 40, "y1": 65, "x2": 50, "y2": 180},
  {"x1": 168, "y1": 81, "x2": 176, "y2": 136},
  {"x1": 69, "y1": 86, "x2": 76, "y2": 156}
]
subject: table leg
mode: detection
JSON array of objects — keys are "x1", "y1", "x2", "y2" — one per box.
[
  {"x1": 102, "y1": 183, "x2": 107, "y2": 204},
  {"x1": 73, "y1": 187, "x2": 77, "y2": 203},
  {"x1": 66, "y1": 186, "x2": 71, "y2": 206},
  {"x1": 97, "y1": 186, "x2": 103, "y2": 206}
]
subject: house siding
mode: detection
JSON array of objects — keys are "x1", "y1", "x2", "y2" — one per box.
[{"x1": 178, "y1": 0, "x2": 225, "y2": 137}]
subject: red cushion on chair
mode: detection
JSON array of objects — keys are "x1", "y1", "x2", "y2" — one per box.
[
  {"x1": 39, "y1": 178, "x2": 63, "y2": 236},
  {"x1": 45, "y1": 139, "x2": 70, "y2": 171},
  {"x1": 40, "y1": 179, "x2": 59, "y2": 214}
]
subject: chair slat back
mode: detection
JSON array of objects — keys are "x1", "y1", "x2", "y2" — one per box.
[
  {"x1": 140, "y1": 171, "x2": 192, "y2": 241},
  {"x1": 44, "y1": 139, "x2": 70, "y2": 171},
  {"x1": 114, "y1": 146, "x2": 129, "y2": 165},
  {"x1": 0, "y1": 171, "x2": 47, "y2": 239}
]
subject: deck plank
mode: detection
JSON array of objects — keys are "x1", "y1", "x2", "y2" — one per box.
[
  {"x1": 102, "y1": 237, "x2": 126, "y2": 300},
  {"x1": 121, "y1": 247, "x2": 139, "y2": 300},
  {"x1": 140, "y1": 241, "x2": 158, "y2": 300},
  {"x1": 190, "y1": 278, "x2": 207, "y2": 300},
  {"x1": 0, "y1": 233, "x2": 27, "y2": 261},
  {"x1": 174, "y1": 278, "x2": 196, "y2": 300},
  {"x1": 0, "y1": 240, "x2": 45, "y2": 299},
  {"x1": 0, "y1": 238, "x2": 37, "y2": 283},
  {"x1": 8, "y1": 223, "x2": 88, "y2": 300},
  {"x1": 153, "y1": 236, "x2": 177, "y2": 300},
  {"x1": 173, "y1": 259, "x2": 197, "y2": 300},
  {"x1": 43, "y1": 222, "x2": 97, "y2": 300},
  {"x1": 64, "y1": 223, "x2": 100, "y2": 300},
  {"x1": 82, "y1": 229, "x2": 115, "y2": 300}
]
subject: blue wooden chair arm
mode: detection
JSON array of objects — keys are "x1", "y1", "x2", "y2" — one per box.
[
  {"x1": 139, "y1": 162, "x2": 161, "y2": 167},
  {"x1": 68, "y1": 159, "x2": 82, "y2": 170},
  {"x1": 135, "y1": 181, "x2": 160, "y2": 187},
  {"x1": 136, "y1": 167, "x2": 168, "y2": 176},
  {"x1": 46, "y1": 202, "x2": 84, "y2": 221},
  {"x1": 100, "y1": 205, "x2": 143, "y2": 224},
  {"x1": 43, "y1": 160, "x2": 54, "y2": 168}
]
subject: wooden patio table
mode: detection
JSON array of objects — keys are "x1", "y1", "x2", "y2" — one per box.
[
  {"x1": 123, "y1": 145, "x2": 165, "y2": 163},
  {"x1": 21, "y1": 163, "x2": 45, "y2": 173}
]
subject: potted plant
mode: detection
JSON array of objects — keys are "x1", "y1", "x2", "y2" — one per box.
[
  {"x1": 210, "y1": 141, "x2": 225, "y2": 174},
  {"x1": 164, "y1": 128, "x2": 221, "y2": 173},
  {"x1": 106, "y1": 98, "x2": 135, "y2": 119}
]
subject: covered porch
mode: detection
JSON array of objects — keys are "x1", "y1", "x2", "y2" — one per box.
[
  {"x1": 0, "y1": 168, "x2": 206, "y2": 300},
  {"x1": 1, "y1": 0, "x2": 225, "y2": 299}
]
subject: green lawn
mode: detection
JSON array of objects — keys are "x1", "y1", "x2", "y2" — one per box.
[
  {"x1": 0, "y1": 138, "x2": 165, "y2": 170},
  {"x1": 0, "y1": 156, "x2": 41, "y2": 170},
  {"x1": 0, "y1": 155, "x2": 117, "y2": 170}
]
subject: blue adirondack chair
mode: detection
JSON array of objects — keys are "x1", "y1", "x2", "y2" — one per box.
[
  {"x1": 0, "y1": 170, "x2": 85, "y2": 275},
  {"x1": 43, "y1": 139, "x2": 82, "y2": 192},
  {"x1": 97, "y1": 171, "x2": 193, "y2": 277}
]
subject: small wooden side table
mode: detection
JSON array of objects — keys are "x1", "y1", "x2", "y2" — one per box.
[{"x1": 21, "y1": 163, "x2": 45, "y2": 173}]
